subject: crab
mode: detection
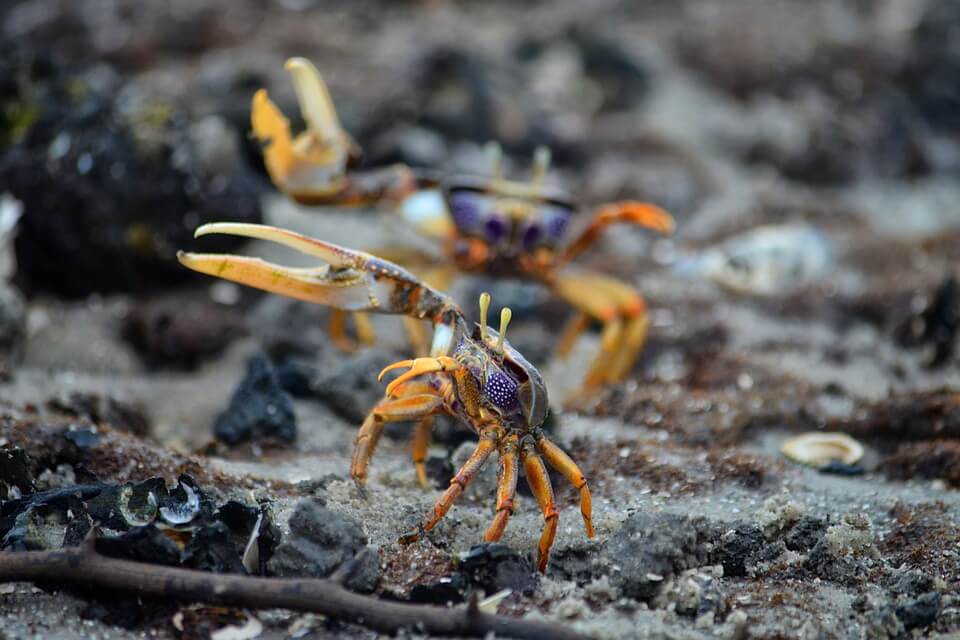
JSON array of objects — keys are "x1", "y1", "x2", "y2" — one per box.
[
  {"x1": 253, "y1": 58, "x2": 675, "y2": 390},
  {"x1": 178, "y1": 222, "x2": 593, "y2": 572}
]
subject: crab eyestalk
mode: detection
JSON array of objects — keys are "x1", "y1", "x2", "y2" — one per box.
[
  {"x1": 531, "y1": 145, "x2": 551, "y2": 190},
  {"x1": 478, "y1": 292, "x2": 492, "y2": 342},
  {"x1": 495, "y1": 307, "x2": 512, "y2": 353},
  {"x1": 485, "y1": 141, "x2": 503, "y2": 183}
]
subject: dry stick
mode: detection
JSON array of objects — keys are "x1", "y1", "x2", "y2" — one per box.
[{"x1": 0, "y1": 539, "x2": 589, "y2": 640}]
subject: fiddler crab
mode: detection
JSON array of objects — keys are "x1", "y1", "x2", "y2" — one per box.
[
  {"x1": 252, "y1": 57, "x2": 675, "y2": 391},
  {"x1": 178, "y1": 223, "x2": 593, "y2": 572}
]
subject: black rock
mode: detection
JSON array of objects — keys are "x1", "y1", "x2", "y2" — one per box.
[
  {"x1": 713, "y1": 522, "x2": 766, "y2": 578},
  {"x1": 214, "y1": 355, "x2": 296, "y2": 445},
  {"x1": 889, "y1": 569, "x2": 935, "y2": 597},
  {"x1": 48, "y1": 393, "x2": 150, "y2": 437},
  {"x1": 818, "y1": 461, "x2": 865, "y2": 476},
  {"x1": 409, "y1": 573, "x2": 467, "y2": 605},
  {"x1": 63, "y1": 427, "x2": 101, "y2": 451},
  {"x1": 0, "y1": 447, "x2": 35, "y2": 500},
  {"x1": 304, "y1": 348, "x2": 397, "y2": 424},
  {"x1": 2, "y1": 46, "x2": 262, "y2": 298},
  {"x1": 95, "y1": 525, "x2": 182, "y2": 566},
  {"x1": 895, "y1": 592, "x2": 941, "y2": 630},
  {"x1": 182, "y1": 521, "x2": 245, "y2": 573},
  {"x1": 784, "y1": 516, "x2": 827, "y2": 553},
  {"x1": 0, "y1": 285, "x2": 26, "y2": 379},
  {"x1": 895, "y1": 275, "x2": 959, "y2": 369},
  {"x1": 122, "y1": 296, "x2": 246, "y2": 371},
  {"x1": 267, "y1": 499, "x2": 378, "y2": 592},
  {"x1": 605, "y1": 512, "x2": 717, "y2": 601},
  {"x1": 457, "y1": 543, "x2": 537, "y2": 595}
]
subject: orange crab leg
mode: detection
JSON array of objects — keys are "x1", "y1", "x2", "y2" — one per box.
[
  {"x1": 399, "y1": 425, "x2": 501, "y2": 544},
  {"x1": 562, "y1": 201, "x2": 674, "y2": 264},
  {"x1": 483, "y1": 434, "x2": 519, "y2": 542},
  {"x1": 411, "y1": 417, "x2": 434, "y2": 489},
  {"x1": 521, "y1": 439, "x2": 559, "y2": 573},
  {"x1": 537, "y1": 437, "x2": 594, "y2": 538},
  {"x1": 552, "y1": 271, "x2": 649, "y2": 388},
  {"x1": 351, "y1": 393, "x2": 444, "y2": 485},
  {"x1": 555, "y1": 312, "x2": 591, "y2": 359}
]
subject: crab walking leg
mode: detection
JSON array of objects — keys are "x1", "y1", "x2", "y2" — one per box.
[
  {"x1": 554, "y1": 312, "x2": 591, "y2": 359},
  {"x1": 328, "y1": 309, "x2": 375, "y2": 352},
  {"x1": 411, "y1": 417, "x2": 434, "y2": 488},
  {"x1": 399, "y1": 426, "x2": 501, "y2": 544},
  {"x1": 552, "y1": 271, "x2": 648, "y2": 387},
  {"x1": 521, "y1": 439, "x2": 559, "y2": 573},
  {"x1": 483, "y1": 434, "x2": 519, "y2": 542},
  {"x1": 351, "y1": 392, "x2": 444, "y2": 485},
  {"x1": 537, "y1": 436, "x2": 594, "y2": 538}
]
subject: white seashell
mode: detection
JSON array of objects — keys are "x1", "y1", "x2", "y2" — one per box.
[{"x1": 781, "y1": 432, "x2": 863, "y2": 467}]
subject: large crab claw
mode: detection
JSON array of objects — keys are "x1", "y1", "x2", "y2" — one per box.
[
  {"x1": 378, "y1": 356, "x2": 461, "y2": 397},
  {"x1": 251, "y1": 58, "x2": 360, "y2": 203},
  {"x1": 179, "y1": 223, "x2": 421, "y2": 310}
]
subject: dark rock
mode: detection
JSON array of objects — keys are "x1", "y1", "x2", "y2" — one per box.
[
  {"x1": 95, "y1": 525, "x2": 182, "y2": 566},
  {"x1": 1, "y1": 45, "x2": 261, "y2": 298},
  {"x1": 182, "y1": 521, "x2": 245, "y2": 573},
  {"x1": 895, "y1": 592, "x2": 941, "y2": 630},
  {"x1": 1, "y1": 501, "x2": 78, "y2": 550},
  {"x1": 122, "y1": 296, "x2": 246, "y2": 370},
  {"x1": 306, "y1": 348, "x2": 397, "y2": 424},
  {"x1": 0, "y1": 447, "x2": 35, "y2": 500},
  {"x1": 214, "y1": 354, "x2": 296, "y2": 445},
  {"x1": 85, "y1": 477, "x2": 166, "y2": 530},
  {"x1": 605, "y1": 512, "x2": 717, "y2": 600},
  {"x1": 549, "y1": 544, "x2": 606, "y2": 584},
  {"x1": 784, "y1": 516, "x2": 827, "y2": 552},
  {"x1": 818, "y1": 461, "x2": 865, "y2": 476},
  {"x1": 713, "y1": 522, "x2": 766, "y2": 577},
  {"x1": 409, "y1": 573, "x2": 467, "y2": 605},
  {"x1": 457, "y1": 543, "x2": 537, "y2": 596},
  {"x1": 895, "y1": 276, "x2": 959, "y2": 368},
  {"x1": 47, "y1": 393, "x2": 150, "y2": 436},
  {"x1": 63, "y1": 427, "x2": 101, "y2": 451},
  {"x1": 80, "y1": 601, "x2": 145, "y2": 630},
  {"x1": 889, "y1": 569, "x2": 935, "y2": 597},
  {"x1": 804, "y1": 537, "x2": 869, "y2": 586},
  {"x1": 0, "y1": 285, "x2": 26, "y2": 379},
  {"x1": 424, "y1": 455, "x2": 454, "y2": 490},
  {"x1": 267, "y1": 499, "x2": 378, "y2": 592}
]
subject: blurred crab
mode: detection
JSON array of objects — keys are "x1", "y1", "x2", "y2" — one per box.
[
  {"x1": 178, "y1": 223, "x2": 593, "y2": 572},
  {"x1": 253, "y1": 58, "x2": 675, "y2": 390}
]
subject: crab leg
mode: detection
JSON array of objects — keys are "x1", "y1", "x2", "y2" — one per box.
[
  {"x1": 399, "y1": 425, "x2": 501, "y2": 545},
  {"x1": 551, "y1": 270, "x2": 649, "y2": 388},
  {"x1": 411, "y1": 417, "x2": 435, "y2": 488},
  {"x1": 562, "y1": 201, "x2": 674, "y2": 264},
  {"x1": 351, "y1": 389, "x2": 445, "y2": 485},
  {"x1": 537, "y1": 436, "x2": 594, "y2": 538},
  {"x1": 483, "y1": 434, "x2": 519, "y2": 542},
  {"x1": 521, "y1": 438, "x2": 559, "y2": 573}
]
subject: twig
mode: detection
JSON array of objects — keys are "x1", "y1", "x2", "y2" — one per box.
[{"x1": 0, "y1": 535, "x2": 589, "y2": 640}]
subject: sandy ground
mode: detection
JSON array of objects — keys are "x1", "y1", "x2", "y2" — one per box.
[{"x1": 3, "y1": 0, "x2": 960, "y2": 638}]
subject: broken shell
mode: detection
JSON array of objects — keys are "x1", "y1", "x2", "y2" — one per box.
[{"x1": 781, "y1": 432, "x2": 863, "y2": 467}]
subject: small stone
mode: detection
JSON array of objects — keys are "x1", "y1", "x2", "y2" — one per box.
[
  {"x1": 895, "y1": 592, "x2": 941, "y2": 630},
  {"x1": 214, "y1": 354, "x2": 296, "y2": 445},
  {"x1": 457, "y1": 543, "x2": 537, "y2": 595},
  {"x1": 267, "y1": 499, "x2": 378, "y2": 592}
]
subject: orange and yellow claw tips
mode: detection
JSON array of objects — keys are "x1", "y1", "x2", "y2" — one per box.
[
  {"x1": 378, "y1": 359, "x2": 415, "y2": 382},
  {"x1": 617, "y1": 202, "x2": 675, "y2": 235},
  {"x1": 380, "y1": 356, "x2": 460, "y2": 396}
]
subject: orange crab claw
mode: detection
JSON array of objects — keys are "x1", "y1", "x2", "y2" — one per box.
[{"x1": 379, "y1": 356, "x2": 460, "y2": 396}]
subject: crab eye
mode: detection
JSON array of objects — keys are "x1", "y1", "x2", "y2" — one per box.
[
  {"x1": 518, "y1": 379, "x2": 547, "y2": 427},
  {"x1": 484, "y1": 370, "x2": 518, "y2": 411},
  {"x1": 521, "y1": 222, "x2": 542, "y2": 250},
  {"x1": 449, "y1": 191, "x2": 486, "y2": 232},
  {"x1": 485, "y1": 216, "x2": 508, "y2": 244},
  {"x1": 542, "y1": 205, "x2": 571, "y2": 240}
]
